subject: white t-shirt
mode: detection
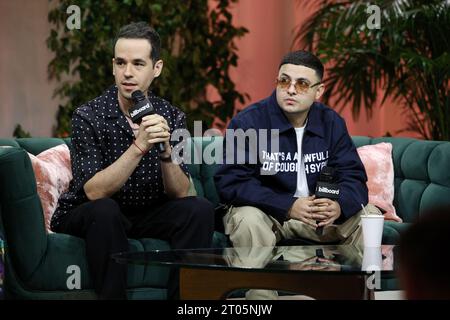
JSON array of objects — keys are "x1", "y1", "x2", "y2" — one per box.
[{"x1": 294, "y1": 126, "x2": 310, "y2": 198}]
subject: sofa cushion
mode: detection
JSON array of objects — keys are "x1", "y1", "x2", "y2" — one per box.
[
  {"x1": 401, "y1": 140, "x2": 442, "y2": 181},
  {"x1": 382, "y1": 222, "x2": 401, "y2": 244},
  {"x1": 16, "y1": 138, "x2": 68, "y2": 156},
  {"x1": 186, "y1": 139, "x2": 204, "y2": 198},
  {"x1": 0, "y1": 139, "x2": 20, "y2": 148},
  {"x1": 357, "y1": 143, "x2": 401, "y2": 222},
  {"x1": 428, "y1": 143, "x2": 450, "y2": 187},
  {"x1": 25, "y1": 232, "x2": 92, "y2": 290},
  {"x1": 212, "y1": 231, "x2": 230, "y2": 248},
  {"x1": 351, "y1": 137, "x2": 450, "y2": 223},
  {"x1": 23, "y1": 233, "x2": 147, "y2": 291},
  {"x1": 199, "y1": 137, "x2": 223, "y2": 208},
  {"x1": 139, "y1": 238, "x2": 171, "y2": 288},
  {"x1": 187, "y1": 137, "x2": 223, "y2": 207},
  {"x1": 0, "y1": 148, "x2": 48, "y2": 279},
  {"x1": 384, "y1": 220, "x2": 411, "y2": 237},
  {"x1": 28, "y1": 145, "x2": 72, "y2": 231},
  {"x1": 394, "y1": 140, "x2": 450, "y2": 222}
]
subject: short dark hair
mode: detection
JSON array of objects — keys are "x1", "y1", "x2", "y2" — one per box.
[
  {"x1": 279, "y1": 50, "x2": 324, "y2": 81},
  {"x1": 114, "y1": 21, "x2": 161, "y2": 64}
]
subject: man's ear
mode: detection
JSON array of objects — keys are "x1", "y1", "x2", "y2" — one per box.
[
  {"x1": 153, "y1": 60, "x2": 163, "y2": 78},
  {"x1": 315, "y1": 83, "x2": 325, "y2": 100},
  {"x1": 112, "y1": 58, "x2": 116, "y2": 76}
]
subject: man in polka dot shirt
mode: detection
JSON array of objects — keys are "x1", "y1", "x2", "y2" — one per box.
[{"x1": 51, "y1": 22, "x2": 214, "y2": 299}]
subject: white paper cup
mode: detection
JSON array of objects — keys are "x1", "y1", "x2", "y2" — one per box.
[
  {"x1": 362, "y1": 246, "x2": 382, "y2": 271},
  {"x1": 361, "y1": 214, "x2": 384, "y2": 247}
]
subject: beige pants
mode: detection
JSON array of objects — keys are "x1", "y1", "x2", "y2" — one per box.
[{"x1": 223, "y1": 204, "x2": 380, "y2": 299}]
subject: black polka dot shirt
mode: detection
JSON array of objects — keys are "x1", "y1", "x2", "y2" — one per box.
[{"x1": 50, "y1": 85, "x2": 189, "y2": 231}]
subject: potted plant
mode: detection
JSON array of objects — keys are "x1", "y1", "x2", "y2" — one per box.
[
  {"x1": 296, "y1": 0, "x2": 449, "y2": 140},
  {"x1": 46, "y1": 0, "x2": 248, "y2": 136}
]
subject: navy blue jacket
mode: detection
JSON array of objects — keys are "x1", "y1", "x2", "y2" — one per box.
[{"x1": 214, "y1": 91, "x2": 368, "y2": 223}]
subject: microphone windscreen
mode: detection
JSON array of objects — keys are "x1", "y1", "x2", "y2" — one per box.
[{"x1": 131, "y1": 90, "x2": 144, "y2": 102}]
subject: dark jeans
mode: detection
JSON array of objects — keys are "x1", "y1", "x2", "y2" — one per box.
[{"x1": 57, "y1": 196, "x2": 214, "y2": 299}]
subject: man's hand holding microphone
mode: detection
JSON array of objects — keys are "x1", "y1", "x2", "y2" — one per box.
[
  {"x1": 287, "y1": 196, "x2": 341, "y2": 227},
  {"x1": 130, "y1": 90, "x2": 172, "y2": 159},
  {"x1": 287, "y1": 166, "x2": 341, "y2": 235},
  {"x1": 135, "y1": 114, "x2": 171, "y2": 154}
]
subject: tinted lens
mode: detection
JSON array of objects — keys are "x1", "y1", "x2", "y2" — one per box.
[
  {"x1": 295, "y1": 79, "x2": 310, "y2": 93},
  {"x1": 277, "y1": 78, "x2": 312, "y2": 93},
  {"x1": 277, "y1": 78, "x2": 291, "y2": 89}
]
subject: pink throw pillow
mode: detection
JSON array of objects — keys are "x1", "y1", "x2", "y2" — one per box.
[
  {"x1": 28, "y1": 144, "x2": 72, "y2": 232},
  {"x1": 357, "y1": 143, "x2": 402, "y2": 222}
]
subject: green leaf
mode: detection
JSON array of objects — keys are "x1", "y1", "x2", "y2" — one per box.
[
  {"x1": 297, "y1": 0, "x2": 450, "y2": 140},
  {"x1": 47, "y1": 0, "x2": 248, "y2": 136}
]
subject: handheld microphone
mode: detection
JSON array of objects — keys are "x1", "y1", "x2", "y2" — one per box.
[
  {"x1": 314, "y1": 166, "x2": 340, "y2": 236},
  {"x1": 130, "y1": 90, "x2": 166, "y2": 154}
]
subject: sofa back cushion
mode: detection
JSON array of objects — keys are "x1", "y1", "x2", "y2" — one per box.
[
  {"x1": 15, "y1": 138, "x2": 69, "y2": 155},
  {"x1": 357, "y1": 142, "x2": 401, "y2": 222},
  {"x1": 186, "y1": 137, "x2": 222, "y2": 208},
  {"x1": 353, "y1": 137, "x2": 450, "y2": 222},
  {"x1": 3, "y1": 136, "x2": 450, "y2": 226},
  {"x1": 28, "y1": 144, "x2": 72, "y2": 231}
]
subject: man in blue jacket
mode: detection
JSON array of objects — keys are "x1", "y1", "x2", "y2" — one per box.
[{"x1": 214, "y1": 51, "x2": 380, "y2": 298}]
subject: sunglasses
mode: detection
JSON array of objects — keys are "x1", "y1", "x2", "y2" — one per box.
[{"x1": 276, "y1": 77, "x2": 321, "y2": 94}]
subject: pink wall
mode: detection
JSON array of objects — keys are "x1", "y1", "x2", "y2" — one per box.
[
  {"x1": 0, "y1": 0, "x2": 418, "y2": 138},
  {"x1": 219, "y1": 0, "x2": 418, "y2": 138},
  {"x1": 0, "y1": 0, "x2": 62, "y2": 138}
]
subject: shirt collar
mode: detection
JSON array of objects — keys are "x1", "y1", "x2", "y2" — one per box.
[
  {"x1": 267, "y1": 91, "x2": 292, "y2": 133},
  {"x1": 267, "y1": 90, "x2": 324, "y2": 138},
  {"x1": 102, "y1": 85, "x2": 156, "y2": 119},
  {"x1": 102, "y1": 85, "x2": 122, "y2": 119},
  {"x1": 305, "y1": 102, "x2": 325, "y2": 138},
  {"x1": 101, "y1": 85, "x2": 134, "y2": 138}
]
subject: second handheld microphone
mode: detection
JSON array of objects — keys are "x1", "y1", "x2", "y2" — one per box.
[{"x1": 314, "y1": 166, "x2": 340, "y2": 236}]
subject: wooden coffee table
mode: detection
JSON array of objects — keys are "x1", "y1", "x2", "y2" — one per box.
[{"x1": 113, "y1": 245, "x2": 395, "y2": 300}]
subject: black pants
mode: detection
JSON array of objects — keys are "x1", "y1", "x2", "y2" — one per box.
[{"x1": 57, "y1": 196, "x2": 214, "y2": 299}]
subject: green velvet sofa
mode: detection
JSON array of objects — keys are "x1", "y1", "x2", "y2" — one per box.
[{"x1": 1, "y1": 136, "x2": 450, "y2": 299}]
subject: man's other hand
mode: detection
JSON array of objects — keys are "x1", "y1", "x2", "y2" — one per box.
[
  {"x1": 311, "y1": 198, "x2": 341, "y2": 227},
  {"x1": 287, "y1": 196, "x2": 317, "y2": 228}
]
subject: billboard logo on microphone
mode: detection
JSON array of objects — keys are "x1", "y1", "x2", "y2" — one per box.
[
  {"x1": 317, "y1": 186, "x2": 340, "y2": 195},
  {"x1": 130, "y1": 103, "x2": 151, "y2": 118}
]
